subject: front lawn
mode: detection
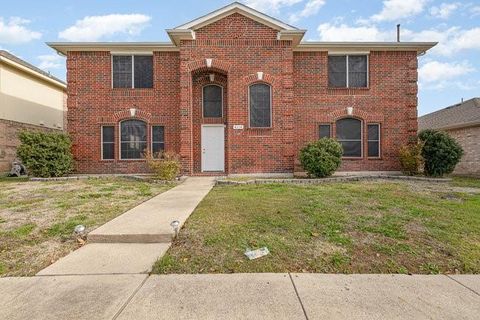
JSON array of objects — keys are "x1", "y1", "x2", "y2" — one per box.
[
  {"x1": 0, "y1": 177, "x2": 172, "y2": 276},
  {"x1": 155, "y1": 179, "x2": 480, "y2": 274}
]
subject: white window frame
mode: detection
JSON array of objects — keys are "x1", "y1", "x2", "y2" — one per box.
[
  {"x1": 367, "y1": 123, "x2": 381, "y2": 159},
  {"x1": 336, "y1": 118, "x2": 363, "y2": 159},
  {"x1": 111, "y1": 54, "x2": 153, "y2": 89},
  {"x1": 328, "y1": 54, "x2": 369, "y2": 88},
  {"x1": 202, "y1": 84, "x2": 224, "y2": 118},
  {"x1": 119, "y1": 119, "x2": 148, "y2": 160},
  {"x1": 248, "y1": 83, "x2": 273, "y2": 129},
  {"x1": 151, "y1": 125, "x2": 165, "y2": 157}
]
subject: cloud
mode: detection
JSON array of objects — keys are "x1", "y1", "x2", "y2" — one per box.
[
  {"x1": 370, "y1": 0, "x2": 428, "y2": 22},
  {"x1": 418, "y1": 60, "x2": 475, "y2": 89},
  {"x1": 59, "y1": 14, "x2": 151, "y2": 41},
  {"x1": 0, "y1": 17, "x2": 41, "y2": 44},
  {"x1": 316, "y1": 20, "x2": 480, "y2": 56},
  {"x1": 429, "y1": 2, "x2": 459, "y2": 19},
  {"x1": 289, "y1": 0, "x2": 326, "y2": 23},
  {"x1": 317, "y1": 23, "x2": 393, "y2": 41},
  {"x1": 472, "y1": 6, "x2": 480, "y2": 17},
  {"x1": 243, "y1": 0, "x2": 303, "y2": 13},
  {"x1": 37, "y1": 54, "x2": 64, "y2": 70}
]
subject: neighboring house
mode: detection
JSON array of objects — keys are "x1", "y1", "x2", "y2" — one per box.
[
  {"x1": 419, "y1": 98, "x2": 480, "y2": 177},
  {"x1": 0, "y1": 50, "x2": 67, "y2": 173},
  {"x1": 48, "y1": 2, "x2": 436, "y2": 175}
]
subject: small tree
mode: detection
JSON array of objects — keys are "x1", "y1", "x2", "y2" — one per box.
[
  {"x1": 145, "y1": 151, "x2": 181, "y2": 181},
  {"x1": 418, "y1": 129, "x2": 463, "y2": 177},
  {"x1": 299, "y1": 138, "x2": 343, "y2": 178},
  {"x1": 399, "y1": 141, "x2": 424, "y2": 176},
  {"x1": 17, "y1": 131, "x2": 73, "y2": 177}
]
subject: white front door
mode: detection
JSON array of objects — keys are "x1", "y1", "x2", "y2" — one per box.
[{"x1": 201, "y1": 125, "x2": 225, "y2": 172}]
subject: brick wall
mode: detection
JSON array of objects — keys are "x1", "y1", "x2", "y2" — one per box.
[
  {"x1": 447, "y1": 126, "x2": 480, "y2": 176},
  {"x1": 67, "y1": 13, "x2": 419, "y2": 174},
  {"x1": 293, "y1": 51, "x2": 418, "y2": 171},
  {"x1": 0, "y1": 119, "x2": 60, "y2": 173}
]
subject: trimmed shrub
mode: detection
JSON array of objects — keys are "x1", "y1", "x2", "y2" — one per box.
[
  {"x1": 299, "y1": 138, "x2": 343, "y2": 178},
  {"x1": 146, "y1": 151, "x2": 181, "y2": 181},
  {"x1": 17, "y1": 131, "x2": 73, "y2": 178},
  {"x1": 418, "y1": 129, "x2": 463, "y2": 177},
  {"x1": 399, "y1": 141, "x2": 424, "y2": 176}
]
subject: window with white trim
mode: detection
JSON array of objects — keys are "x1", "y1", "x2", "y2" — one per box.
[
  {"x1": 203, "y1": 85, "x2": 223, "y2": 118},
  {"x1": 151, "y1": 126, "x2": 165, "y2": 157},
  {"x1": 249, "y1": 83, "x2": 271, "y2": 128},
  {"x1": 336, "y1": 118, "x2": 362, "y2": 157},
  {"x1": 112, "y1": 55, "x2": 153, "y2": 88},
  {"x1": 101, "y1": 126, "x2": 114, "y2": 160},
  {"x1": 367, "y1": 124, "x2": 380, "y2": 158},
  {"x1": 120, "y1": 120, "x2": 147, "y2": 159},
  {"x1": 328, "y1": 55, "x2": 368, "y2": 88}
]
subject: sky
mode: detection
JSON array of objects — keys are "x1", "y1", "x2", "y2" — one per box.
[{"x1": 1, "y1": 0, "x2": 479, "y2": 115}]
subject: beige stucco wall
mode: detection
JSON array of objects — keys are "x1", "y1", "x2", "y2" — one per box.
[
  {"x1": 447, "y1": 126, "x2": 480, "y2": 177},
  {"x1": 0, "y1": 62, "x2": 65, "y2": 129}
]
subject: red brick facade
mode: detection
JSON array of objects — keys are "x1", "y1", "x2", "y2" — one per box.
[{"x1": 65, "y1": 12, "x2": 420, "y2": 175}]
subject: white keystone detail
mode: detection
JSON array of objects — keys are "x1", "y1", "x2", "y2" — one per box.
[
  {"x1": 130, "y1": 108, "x2": 137, "y2": 117},
  {"x1": 206, "y1": 58, "x2": 213, "y2": 68},
  {"x1": 257, "y1": 72, "x2": 264, "y2": 80}
]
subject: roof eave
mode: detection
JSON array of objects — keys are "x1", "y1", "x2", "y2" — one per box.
[
  {"x1": 0, "y1": 55, "x2": 66, "y2": 89},
  {"x1": 47, "y1": 42, "x2": 179, "y2": 55},
  {"x1": 294, "y1": 42, "x2": 438, "y2": 54},
  {"x1": 175, "y1": 2, "x2": 297, "y2": 31}
]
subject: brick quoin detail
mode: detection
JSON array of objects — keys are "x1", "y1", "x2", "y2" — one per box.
[{"x1": 66, "y1": 12, "x2": 420, "y2": 175}]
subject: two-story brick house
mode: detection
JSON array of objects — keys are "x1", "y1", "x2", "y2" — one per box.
[{"x1": 48, "y1": 2, "x2": 436, "y2": 176}]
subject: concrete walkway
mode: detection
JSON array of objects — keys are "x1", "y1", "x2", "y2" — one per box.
[
  {"x1": 1, "y1": 274, "x2": 479, "y2": 320},
  {"x1": 37, "y1": 177, "x2": 216, "y2": 276}
]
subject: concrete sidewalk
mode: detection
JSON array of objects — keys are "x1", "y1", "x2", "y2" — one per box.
[
  {"x1": 37, "y1": 177, "x2": 216, "y2": 276},
  {"x1": 1, "y1": 274, "x2": 479, "y2": 320}
]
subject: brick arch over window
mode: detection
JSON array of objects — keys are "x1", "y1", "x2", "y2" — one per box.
[
  {"x1": 326, "y1": 107, "x2": 383, "y2": 123},
  {"x1": 109, "y1": 109, "x2": 153, "y2": 123},
  {"x1": 187, "y1": 59, "x2": 231, "y2": 74},
  {"x1": 242, "y1": 73, "x2": 277, "y2": 86}
]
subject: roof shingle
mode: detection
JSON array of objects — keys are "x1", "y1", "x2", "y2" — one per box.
[{"x1": 418, "y1": 98, "x2": 480, "y2": 130}]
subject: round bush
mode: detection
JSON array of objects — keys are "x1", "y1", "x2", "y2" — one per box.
[
  {"x1": 418, "y1": 129, "x2": 463, "y2": 177},
  {"x1": 299, "y1": 138, "x2": 343, "y2": 178},
  {"x1": 17, "y1": 131, "x2": 73, "y2": 178}
]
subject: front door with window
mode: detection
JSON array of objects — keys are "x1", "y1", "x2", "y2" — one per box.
[{"x1": 201, "y1": 125, "x2": 225, "y2": 172}]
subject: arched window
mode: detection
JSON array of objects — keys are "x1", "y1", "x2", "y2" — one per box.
[
  {"x1": 203, "y1": 85, "x2": 223, "y2": 118},
  {"x1": 120, "y1": 120, "x2": 147, "y2": 159},
  {"x1": 336, "y1": 118, "x2": 362, "y2": 157},
  {"x1": 249, "y1": 83, "x2": 271, "y2": 128}
]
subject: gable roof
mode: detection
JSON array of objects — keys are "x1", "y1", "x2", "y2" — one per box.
[
  {"x1": 0, "y1": 50, "x2": 66, "y2": 89},
  {"x1": 418, "y1": 98, "x2": 480, "y2": 130},
  {"x1": 174, "y1": 2, "x2": 298, "y2": 31},
  {"x1": 166, "y1": 2, "x2": 306, "y2": 46}
]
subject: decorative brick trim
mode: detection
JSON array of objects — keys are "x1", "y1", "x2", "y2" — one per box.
[
  {"x1": 326, "y1": 107, "x2": 384, "y2": 122},
  {"x1": 109, "y1": 109, "x2": 153, "y2": 122},
  {"x1": 242, "y1": 73, "x2": 276, "y2": 86},
  {"x1": 187, "y1": 58, "x2": 231, "y2": 74}
]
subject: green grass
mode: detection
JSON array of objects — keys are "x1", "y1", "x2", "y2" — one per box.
[
  {"x1": 154, "y1": 180, "x2": 480, "y2": 274},
  {"x1": 0, "y1": 178, "x2": 173, "y2": 276},
  {"x1": 451, "y1": 176, "x2": 480, "y2": 188}
]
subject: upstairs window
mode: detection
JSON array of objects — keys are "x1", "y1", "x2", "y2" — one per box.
[
  {"x1": 336, "y1": 118, "x2": 362, "y2": 158},
  {"x1": 328, "y1": 55, "x2": 368, "y2": 88},
  {"x1": 203, "y1": 85, "x2": 223, "y2": 118},
  {"x1": 249, "y1": 83, "x2": 272, "y2": 128},
  {"x1": 120, "y1": 120, "x2": 147, "y2": 159},
  {"x1": 112, "y1": 55, "x2": 153, "y2": 88}
]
